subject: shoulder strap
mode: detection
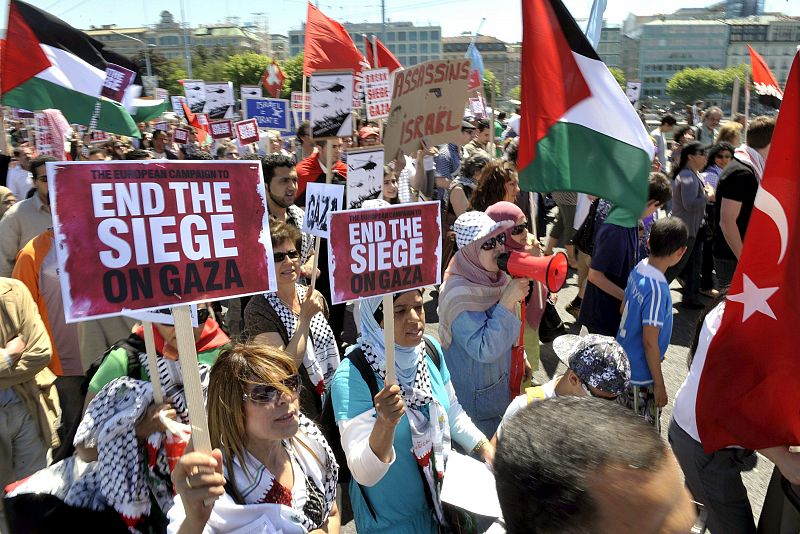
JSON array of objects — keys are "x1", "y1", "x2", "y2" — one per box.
[
  {"x1": 526, "y1": 386, "x2": 546, "y2": 404},
  {"x1": 422, "y1": 335, "x2": 441, "y2": 370},
  {"x1": 121, "y1": 334, "x2": 145, "y2": 380},
  {"x1": 346, "y1": 347, "x2": 381, "y2": 401}
]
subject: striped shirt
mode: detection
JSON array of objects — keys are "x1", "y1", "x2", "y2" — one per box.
[{"x1": 616, "y1": 259, "x2": 673, "y2": 385}]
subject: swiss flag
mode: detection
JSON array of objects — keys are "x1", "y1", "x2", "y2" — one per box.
[
  {"x1": 303, "y1": 2, "x2": 364, "y2": 76},
  {"x1": 261, "y1": 60, "x2": 285, "y2": 98},
  {"x1": 696, "y1": 51, "x2": 800, "y2": 452}
]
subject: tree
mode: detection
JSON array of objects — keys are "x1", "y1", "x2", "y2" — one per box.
[
  {"x1": 666, "y1": 67, "x2": 724, "y2": 103},
  {"x1": 509, "y1": 85, "x2": 521, "y2": 101},
  {"x1": 161, "y1": 61, "x2": 188, "y2": 97},
  {"x1": 483, "y1": 68, "x2": 501, "y2": 99},
  {"x1": 280, "y1": 53, "x2": 305, "y2": 98},
  {"x1": 609, "y1": 67, "x2": 625, "y2": 88},
  {"x1": 223, "y1": 52, "x2": 272, "y2": 89}
]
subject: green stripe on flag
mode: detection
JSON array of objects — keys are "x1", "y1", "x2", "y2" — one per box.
[
  {"x1": 132, "y1": 100, "x2": 169, "y2": 124},
  {"x1": 519, "y1": 121, "x2": 651, "y2": 218},
  {"x1": 3, "y1": 76, "x2": 140, "y2": 138}
]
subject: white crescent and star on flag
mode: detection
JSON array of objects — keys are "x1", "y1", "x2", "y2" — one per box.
[{"x1": 728, "y1": 184, "x2": 787, "y2": 322}]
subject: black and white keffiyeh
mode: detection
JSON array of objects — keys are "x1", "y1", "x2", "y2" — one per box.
[
  {"x1": 266, "y1": 285, "x2": 340, "y2": 396},
  {"x1": 361, "y1": 340, "x2": 451, "y2": 524},
  {"x1": 285, "y1": 205, "x2": 314, "y2": 265},
  {"x1": 228, "y1": 413, "x2": 339, "y2": 531}
]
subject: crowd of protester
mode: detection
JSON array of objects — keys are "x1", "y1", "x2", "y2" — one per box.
[{"x1": 0, "y1": 102, "x2": 799, "y2": 534}]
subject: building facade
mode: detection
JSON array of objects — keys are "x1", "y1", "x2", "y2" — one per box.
[
  {"x1": 442, "y1": 35, "x2": 520, "y2": 96},
  {"x1": 726, "y1": 16, "x2": 800, "y2": 85},
  {"x1": 288, "y1": 21, "x2": 442, "y2": 67}
]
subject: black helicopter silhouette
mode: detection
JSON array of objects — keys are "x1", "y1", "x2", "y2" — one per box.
[
  {"x1": 313, "y1": 79, "x2": 346, "y2": 94},
  {"x1": 207, "y1": 88, "x2": 227, "y2": 94},
  {"x1": 348, "y1": 156, "x2": 378, "y2": 172}
]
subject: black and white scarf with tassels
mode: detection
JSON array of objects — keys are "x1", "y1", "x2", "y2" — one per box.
[
  {"x1": 361, "y1": 340, "x2": 451, "y2": 524},
  {"x1": 266, "y1": 285, "x2": 340, "y2": 397}
]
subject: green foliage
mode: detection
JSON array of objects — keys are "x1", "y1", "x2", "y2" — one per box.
[
  {"x1": 667, "y1": 65, "x2": 750, "y2": 103},
  {"x1": 509, "y1": 85, "x2": 521, "y2": 101},
  {"x1": 483, "y1": 68, "x2": 501, "y2": 98},
  {"x1": 280, "y1": 53, "x2": 305, "y2": 98},
  {"x1": 223, "y1": 52, "x2": 272, "y2": 89},
  {"x1": 609, "y1": 67, "x2": 625, "y2": 88}
]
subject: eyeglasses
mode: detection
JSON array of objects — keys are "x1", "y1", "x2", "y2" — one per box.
[
  {"x1": 242, "y1": 374, "x2": 302, "y2": 405},
  {"x1": 273, "y1": 250, "x2": 300, "y2": 263},
  {"x1": 579, "y1": 377, "x2": 619, "y2": 401},
  {"x1": 511, "y1": 222, "x2": 528, "y2": 236},
  {"x1": 480, "y1": 233, "x2": 506, "y2": 251},
  {"x1": 196, "y1": 308, "x2": 210, "y2": 324}
]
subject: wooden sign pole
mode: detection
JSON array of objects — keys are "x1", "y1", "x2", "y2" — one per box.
[
  {"x1": 530, "y1": 195, "x2": 544, "y2": 309},
  {"x1": 173, "y1": 304, "x2": 211, "y2": 453},
  {"x1": 382, "y1": 293, "x2": 396, "y2": 385},
  {"x1": 142, "y1": 321, "x2": 163, "y2": 404},
  {"x1": 309, "y1": 138, "x2": 335, "y2": 292}
]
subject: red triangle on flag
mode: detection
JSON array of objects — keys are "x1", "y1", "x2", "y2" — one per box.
[{"x1": 1, "y1": 0, "x2": 51, "y2": 94}]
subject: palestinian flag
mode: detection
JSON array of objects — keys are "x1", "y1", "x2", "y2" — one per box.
[
  {"x1": 518, "y1": 0, "x2": 654, "y2": 219},
  {"x1": 749, "y1": 45, "x2": 783, "y2": 109},
  {"x1": 1, "y1": 0, "x2": 148, "y2": 137}
]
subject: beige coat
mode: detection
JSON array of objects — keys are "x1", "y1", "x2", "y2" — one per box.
[{"x1": 0, "y1": 277, "x2": 60, "y2": 449}]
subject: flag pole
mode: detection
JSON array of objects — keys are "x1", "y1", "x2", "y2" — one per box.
[
  {"x1": 371, "y1": 34, "x2": 379, "y2": 68},
  {"x1": 743, "y1": 69, "x2": 751, "y2": 143}
]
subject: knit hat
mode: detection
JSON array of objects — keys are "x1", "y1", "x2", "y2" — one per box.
[
  {"x1": 453, "y1": 211, "x2": 513, "y2": 250},
  {"x1": 361, "y1": 198, "x2": 391, "y2": 209},
  {"x1": 552, "y1": 334, "x2": 631, "y2": 396}
]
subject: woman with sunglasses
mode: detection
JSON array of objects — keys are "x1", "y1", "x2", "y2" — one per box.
[
  {"x1": 438, "y1": 211, "x2": 531, "y2": 437},
  {"x1": 244, "y1": 221, "x2": 339, "y2": 421},
  {"x1": 699, "y1": 142, "x2": 735, "y2": 296},
  {"x1": 330, "y1": 288, "x2": 492, "y2": 534},
  {"x1": 169, "y1": 344, "x2": 340, "y2": 533},
  {"x1": 486, "y1": 201, "x2": 548, "y2": 384},
  {"x1": 666, "y1": 141, "x2": 714, "y2": 309}
]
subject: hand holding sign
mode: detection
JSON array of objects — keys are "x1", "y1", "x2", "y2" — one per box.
[{"x1": 302, "y1": 183, "x2": 344, "y2": 238}]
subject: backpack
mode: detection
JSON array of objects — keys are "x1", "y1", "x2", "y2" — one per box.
[
  {"x1": 318, "y1": 335, "x2": 441, "y2": 518},
  {"x1": 80, "y1": 334, "x2": 146, "y2": 397}
]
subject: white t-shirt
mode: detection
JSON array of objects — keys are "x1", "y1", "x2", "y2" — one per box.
[
  {"x1": 495, "y1": 376, "x2": 559, "y2": 440},
  {"x1": 672, "y1": 302, "x2": 725, "y2": 443},
  {"x1": 6, "y1": 166, "x2": 32, "y2": 200}
]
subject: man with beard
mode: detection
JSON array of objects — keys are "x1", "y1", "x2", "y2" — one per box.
[{"x1": 0, "y1": 157, "x2": 56, "y2": 277}]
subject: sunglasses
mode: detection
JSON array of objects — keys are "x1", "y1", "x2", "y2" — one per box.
[
  {"x1": 480, "y1": 233, "x2": 506, "y2": 251},
  {"x1": 579, "y1": 377, "x2": 619, "y2": 401},
  {"x1": 273, "y1": 250, "x2": 300, "y2": 263},
  {"x1": 196, "y1": 307, "x2": 210, "y2": 324},
  {"x1": 511, "y1": 222, "x2": 528, "y2": 236},
  {"x1": 242, "y1": 374, "x2": 302, "y2": 405}
]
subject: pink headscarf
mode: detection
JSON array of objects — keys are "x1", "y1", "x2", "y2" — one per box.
[{"x1": 485, "y1": 201, "x2": 548, "y2": 330}]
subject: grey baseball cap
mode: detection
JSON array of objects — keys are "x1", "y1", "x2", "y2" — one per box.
[{"x1": 552, "y1": 334, "x2": 631, "y2": 396}]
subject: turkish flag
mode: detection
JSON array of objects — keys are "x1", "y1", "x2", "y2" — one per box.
[
  {"x1": 303, "y1": 2, "x2": 364, "y2": 77},
  {"x1": 261, "y1": 60, "x2": 285, "y2": 98},
  {"x1": 696, "y1": 51, "x2": 800, "y2": 452}
]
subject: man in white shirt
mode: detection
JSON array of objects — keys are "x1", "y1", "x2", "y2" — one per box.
[
  {"x1": 6, "y1": 146, "x2": 33, "y2": 200},
  {"x1": 650, "y1": 115, "x2": 677, "y2": 170}
]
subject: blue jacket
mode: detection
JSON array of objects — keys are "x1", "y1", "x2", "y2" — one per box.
[{"x1": 442, "y1": 304, "x2": 520, "y2": 437}]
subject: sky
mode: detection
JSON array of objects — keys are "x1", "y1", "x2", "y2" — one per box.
[{"x1": 2, "y1": 0, "x2": 799, "y2": 43}]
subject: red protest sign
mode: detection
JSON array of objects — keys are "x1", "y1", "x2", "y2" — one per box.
[
  {"x1": 327, "y1": 201, "x2": 441, "y2": 305},
  {"x1": 48, "y1": 161, "x2": 277, "y2": 322},
  {"x1": 172, "y1": 127, "x2": 190, "y2": 144},
  {"x1": 209, "y1": 119, "x2": 233, "y2": 140},
  {"x1": 234, "y1": 119, "x2": 260, "y2": 145}
]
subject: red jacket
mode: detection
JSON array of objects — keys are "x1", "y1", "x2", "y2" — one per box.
[{"x1": 295, "y1": 151, "x2": 348, "y2": 199}]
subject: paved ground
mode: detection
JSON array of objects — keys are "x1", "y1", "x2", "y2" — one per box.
[{"x1": 340, "y1": 251, "x2": 773, "y2": 533}]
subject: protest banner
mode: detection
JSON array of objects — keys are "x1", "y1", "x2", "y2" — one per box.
[
  {"x1": 34, "y1": 112, "x2": 65, "y2": 159},
  {"x1": 302, "y1": 182, "x2": 344, "y2": 239},
  {"x1": 241, "y1": 85, "x2": 262, "y2": 102},
  {"x1": 363, "y1": 68, "x2": 392, "y2": 121},
  {"x1": 155, "y1": 88, "x2": 169, "y2": 101},
  {"x1": 291, "y1": 91, "x2": 310, "y2": 112},
  {"x1": 383, "y1": 59, "x2": 471, "y2": 158},
  {"x1": 100, "y1": 63, "x2": 135, "y2": 103},
  {"x1": 183, "y1": 80, "x2": 206, "y2": 114},
  {"x1": 209, "y1": 119, "x2": 233, "y2": 140},
  {"x1": 196, "y1": 113, "x2": 210, "y2": 130},
  {"x1": 171, "y1": 96, "x2": 187, "y2": 120},
  {"x1": 154, "y1": 121, "x2": 169, "y2": 132},
  {"x1": 123, "y1": 304, "x2": 198, "y2": 327},
  {"x1": 469, "y1": 96, "x2": 486, "y2": 118},
  {"x1": 203, "y1": 81, "x2": 235, "y2": 119},
  {"x1": 327, "y1": 201, "x2": 441, "y2": 305},
  {"x1": 11, "y1": 108, "x2": 35, "y2": 119},
  {"x1": 172, "y1": 127, "x2": 190, "y2": 144},
  {"x1": 234, "y1": 119, "x2": 260, "y2": 146},
  {"x1": 625, "y1": 81, "x2": 642, "y2": 108},
  {"x1": 90, "y1": 130, "x2": 109, "y2": 144},
  {"x1": 244, "y1": 98, "x2": 290, "y2": 132},
  {"x1": 47, "y1": 160, "x2": 276, "y2": 322},
  {"x1": 310, "y1": 71, "x2": 354, "y2": 138},
  {"x1": 345, "y1": 147, "x2": 384, "y2": 209}
]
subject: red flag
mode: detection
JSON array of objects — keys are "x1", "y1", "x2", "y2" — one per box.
[
  {"x1": 749, "y1": 45, "x2": 783, "y2": 109},
  {"x1": 180, "y1": 101, "x2": 208, "y2": 144},
  {"x1": 261, "y1": 60, "x2": 285, "y2": 98},
  {"x1": 303, "y1": 2, "x2": 364, "y2": 76},
  {"x1": 364, "y1": 35, "x2": 374, "y2": 68},
  {"x1": 696, "y1": 51, "x2": 800, "y2": 452},
  {"x1": 372, "y1": 35, "x2": 402, "y2": 73}
]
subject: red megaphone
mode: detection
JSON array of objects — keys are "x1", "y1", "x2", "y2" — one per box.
[{"x1": 496, "y1": 251, "x2": 569, "y2": 293}]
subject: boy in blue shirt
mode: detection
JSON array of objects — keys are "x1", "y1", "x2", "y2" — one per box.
[{"x1": 617, "y1": 217, "x2": 688, "y2": 409}]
